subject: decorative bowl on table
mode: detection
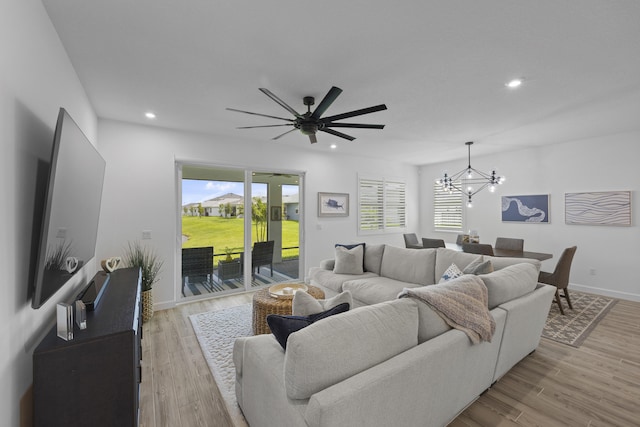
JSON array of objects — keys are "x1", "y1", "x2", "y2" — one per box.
[{"x1": 268, "y1": 283, "x2": 308, "y2": 299}]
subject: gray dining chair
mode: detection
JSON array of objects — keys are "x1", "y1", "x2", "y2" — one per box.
[
  {"x1": 495, "y1": 237, "x2": 524, "y2": 251},
  {"x1": 422, "y1": 238, "x2": 445, "y2": 248},
  {"x1": 403, "y1": 233, "x2": 422, "y2": 249},
  {"x1": 538, "y1": 246, "x2": 577, "y2": 315},
  {"x1": 462, "y1": 243, "x2": 494, "y2": 256}
]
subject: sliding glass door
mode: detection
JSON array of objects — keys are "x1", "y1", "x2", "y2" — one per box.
[{"x1": 178, "y1": 164, "x2": 302, "y2": 301}]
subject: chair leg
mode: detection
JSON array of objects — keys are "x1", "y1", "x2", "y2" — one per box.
[
  {"x1": 555, "y1": 289, "x2": 565, "y2": 315},
  {"x1": 563, "y1": 289, "x2": 573, "y2": 309}
]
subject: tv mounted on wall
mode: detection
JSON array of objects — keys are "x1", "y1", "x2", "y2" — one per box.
[{"x1": 31, "y1": 108, "x2": 106, "y2": 309}]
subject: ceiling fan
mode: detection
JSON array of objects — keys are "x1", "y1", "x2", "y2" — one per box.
[{"x1": 226, "y1": 86, "x2": 387, "y2": 144}]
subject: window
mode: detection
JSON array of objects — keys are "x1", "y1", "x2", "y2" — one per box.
[
  {"x1": 358, "y1": 176, "x2": 406, "y2": 233},
  {"x1": 433, "y1": 181, "x2": 463, "y2": 231}
]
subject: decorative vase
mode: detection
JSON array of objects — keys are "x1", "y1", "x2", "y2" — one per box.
[{"x1": 142, "y1": 289, "x2": 153, "y2": 323}]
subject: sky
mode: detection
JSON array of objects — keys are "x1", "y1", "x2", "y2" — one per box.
[{"x1": 182, "y1": 180, "x2": 298, "y2": 205}]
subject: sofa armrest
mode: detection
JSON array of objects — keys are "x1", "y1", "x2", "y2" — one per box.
[
  {"x1": 319, "y1": 259, "x2": 335, "y2": 270},
  {"x1": 492, "y1": 283, "x2": 555, "y2": 381}
]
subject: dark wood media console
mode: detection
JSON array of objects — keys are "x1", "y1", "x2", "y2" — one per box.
[{"x1": 33, "y1": 267, "x2": 142, "y2": 427}]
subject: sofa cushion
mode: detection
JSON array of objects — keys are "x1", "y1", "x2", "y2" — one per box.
[
  {"x1": 364, "y1": 243, "x2": 385, "y2": 275},
  {"x1": 484, "y1": 255, "x2": 541, "y2": 272},
  {"x1": 463, "y1": 258, "x2": 494, "y2": 275},
  {"x1": 267, "y1": 303, "x2": 350, "y2": 350},
  {"x1": 435, "y1": 248, "x2": 482, "y2": 280},
  {"x1": 380, "y1": 245, "x2": 437, "y2": 285},
  {"x1": 309, "y1": 267, "x2": 378, "y2": 293},
  {"x1": 292, "y1": 290, "x2": 353, "y2": 316},
  {"x1": 343, "y1": 276, "x2": 422, "y2": 305},
  {"x1": 283, "y1": 298, "x2": 419, "y2": 399},
  {"x1": 479, "y1": 263, "x2": 539, "y2": 309},
  {"x1": 334, "y1": 245, "x2": 365, "y2": 274}
]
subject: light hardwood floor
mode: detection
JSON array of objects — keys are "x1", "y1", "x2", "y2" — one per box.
[{"x1": 140, "y1": 293, "x2": 640, "y2": 427}]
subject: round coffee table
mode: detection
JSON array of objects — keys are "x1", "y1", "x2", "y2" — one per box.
[{"x1": 252, "y1": 284, "x2": 325, "y2": 335}]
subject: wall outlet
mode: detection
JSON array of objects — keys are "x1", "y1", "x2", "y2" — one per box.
[
  {"x1": 589, "y1": 268, "x2": 596, "y2": 276},
  {"x1": 142, "y1": 230, "x2": 152, "y2": 240}
]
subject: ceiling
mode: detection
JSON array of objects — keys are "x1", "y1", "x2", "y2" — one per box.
[{"x1": 41, "y1": 0, "x2": 640, "y2": 165}]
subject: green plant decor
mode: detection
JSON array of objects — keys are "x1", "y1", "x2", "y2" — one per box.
[
  {"x1": 123, "y1": 241, "x2": 164, "y2": 292},
  {"x1": 224, "y1": 246, "x2": 234, "y2": 262}
]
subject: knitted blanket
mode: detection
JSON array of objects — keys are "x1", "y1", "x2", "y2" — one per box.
[{"x1": 398, "y1": 275, "x2": 495, "y2": 344}]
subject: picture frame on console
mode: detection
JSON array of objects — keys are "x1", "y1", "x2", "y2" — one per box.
[{"x1": 318, "y1": 192, "x2": 349, "y2": 217}]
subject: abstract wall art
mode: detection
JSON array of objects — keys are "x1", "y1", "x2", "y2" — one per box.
[
  {"x1": 501, "y1": 194, "x2": 550, "y2": 223},
  {"x1": 565, "y1": 191, "x2": 632, "y2": 226}
]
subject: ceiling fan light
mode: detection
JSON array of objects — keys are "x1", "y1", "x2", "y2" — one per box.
[{"x1": 506, "y1": 79, "x2": 523, "y2": 88}]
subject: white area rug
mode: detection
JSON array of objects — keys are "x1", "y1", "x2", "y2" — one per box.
[{"x1": 189, "y1": 304, "x2": 252, "y2": 426}]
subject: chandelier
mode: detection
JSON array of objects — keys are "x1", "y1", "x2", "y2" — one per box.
[{"x1": 436, "y1": 141, "x2": 505, "y2": 207}]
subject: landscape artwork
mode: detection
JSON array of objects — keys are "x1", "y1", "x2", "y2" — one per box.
[
  {"x1": 501, "y1": 194, "x2": 550, "y2": 223},
  {"x1": 565, "y1": 191, "x2": 632, "y2": 226},
  {"x1": 318, "y1": 192, "x2": 349, "y2": 217}
]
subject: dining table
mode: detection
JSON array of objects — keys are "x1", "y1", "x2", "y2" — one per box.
[{"x1": 445, "y1": 243, "x2": 553, "y2": 261}]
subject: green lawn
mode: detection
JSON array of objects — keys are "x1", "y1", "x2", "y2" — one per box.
[{"x1": 181, "y1": 216, "x2": 299, "y2": 264}]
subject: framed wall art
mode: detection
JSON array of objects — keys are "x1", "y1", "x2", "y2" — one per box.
[
  {"x1": 565, "y1": 191, "x2": 631, "y2": 226},
  {"x1": 501, "y1": 194, "x2": 550, "y2": 223},
  {"x1": 270, "y1": 206, "x2": 282, "y2": 221},
  {"x1": 318, "y1": 192, "x2": 349, "y2": 217}
]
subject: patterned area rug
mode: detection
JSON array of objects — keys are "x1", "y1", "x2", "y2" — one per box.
[
  {"x1": 190, "y1": 304, "x2": 252, "y2": 427},
  {"x1": 542, "y1": 291, "x2": 617, "y2": 347}
]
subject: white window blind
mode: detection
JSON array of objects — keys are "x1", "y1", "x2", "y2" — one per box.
[
  {"x1": 359, "y1": 177, "x2": 406, "y2": 233},
  {"x1": 433, "y1": 181, "x2": 463, "y2": 231}
]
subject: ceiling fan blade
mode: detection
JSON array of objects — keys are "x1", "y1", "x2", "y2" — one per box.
[
  {"x1": 320, "y1": 128, "x2": 356, "y2": 141},
  {"x1": 324, "y1": 123, "x2": 385, "y2": 129},
  {"x1": 226, "y1": 108, "x2": 293, "y2": 122},
  {"x1": 237, "y1": 124, "x2": 294, "y2": 129},
  {"x1": 272, "y1": 128, "x2": 298, "y2": 140},
  {"x1": 259, "y1": 88, "x2": 302, "y2": 118},
  {"x1": 320, "y1": 104, "x2": 387, "y2": 123},
  {"x1": 310, "y1": 86, "x2": 343, "y2": 120}
]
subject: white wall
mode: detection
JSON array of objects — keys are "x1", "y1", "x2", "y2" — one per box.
[
  {"x1": 96, "y1": 120, "x2": 419, "y2": 309},
  {"x1": 420, "y1": 134, "x2": 640, "y2": 301},
  {"x1": 0, "y1": 0, "x2": 97, "y2": 425}
]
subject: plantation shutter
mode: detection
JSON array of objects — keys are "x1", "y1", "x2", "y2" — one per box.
[
  {"x1": 433, "y1": 181, "x2": 463, "y2": 230},
  {"x1": 384, "y1": 180, "x2": 406, "y2": 229},
  {"x1": 359, "y1": 178, "x2": 384, "y2": 231},
  {"x1": 358, "y1": 177, "x2": 406, "y2": 233}
]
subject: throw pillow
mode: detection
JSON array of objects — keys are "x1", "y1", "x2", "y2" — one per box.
[
  {"x1": 463, "y1": 259, "x2": 494, "y2": 275},
  {"x1": 333, "y1": 245, "x2": 365, "y2": 274},
  {"x1": 335, "y1": 242, "x2": 366, "y2": 270},
  {"x1": 292, "y1": 290, "x2": 353, "y2": 316},
  {"x1": 439, "y1": 263, "x2": 463, "y2": 283},
  {"x1": 267, "y1": 302, "x2": 350, "y2": 350}
]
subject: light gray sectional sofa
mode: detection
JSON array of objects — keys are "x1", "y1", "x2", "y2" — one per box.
[{"x1": 233, "y1": 244, "x2": 555, "y2": 427}]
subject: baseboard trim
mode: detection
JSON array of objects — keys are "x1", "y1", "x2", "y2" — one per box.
[{"x1": 569, "y1": 283, "x2": 640, "y2": 302}]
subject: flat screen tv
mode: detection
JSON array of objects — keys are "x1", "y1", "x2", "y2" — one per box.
[{"x1": 31, "y1": 108, "x2": 106, "y2": 309}]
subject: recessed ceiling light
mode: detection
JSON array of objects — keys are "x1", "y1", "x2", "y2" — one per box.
[
  {"x1": 330, "y1": 144, "x2": 337, "y2": 149},
  {"x1": 145, "y1": 111, "x2": 156, "y2": 119},
  {"x1": 505, "y1": 79, "x2": 523, "y2": 89}
]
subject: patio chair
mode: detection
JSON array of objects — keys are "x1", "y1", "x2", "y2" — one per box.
[
  {"x1": 243, "y1": 240, "x2": 275, "y2": 277},
  {"x1": 181, "y1": 247, "x2": 214, "y2": 294}
]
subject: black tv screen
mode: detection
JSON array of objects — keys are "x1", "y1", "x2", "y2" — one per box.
[{"x1": 32, "y1": 108, "x2": 106, "y2": 309}]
